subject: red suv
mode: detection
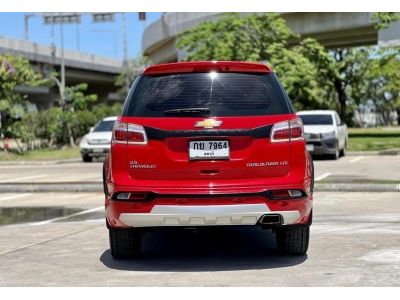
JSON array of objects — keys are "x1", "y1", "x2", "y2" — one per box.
[{"x1": 104, "y1": 61, "x2": 314, "y2": 258}]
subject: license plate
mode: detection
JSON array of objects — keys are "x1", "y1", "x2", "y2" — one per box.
[
  {"x1": 189, "y1": 140, "x2": 229, "y2": 160},
  {"x1": 93, "y1": 148, "x2": 104, "y2": 153},
  {"x1": 306, "y1": 144, "x2": 314, "y2": 151}
]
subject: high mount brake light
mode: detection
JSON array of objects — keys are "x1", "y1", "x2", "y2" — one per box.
[
  {"x1": 112, "y1": 121, "x2": 148, "y2": 145},
  {"x1": 270, "y1": 118, "x2": 304, "y2": 142}
]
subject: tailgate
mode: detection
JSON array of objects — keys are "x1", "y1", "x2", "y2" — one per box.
[{"x1": 122, "y1": 116, "x2": 292, "y2": 181}]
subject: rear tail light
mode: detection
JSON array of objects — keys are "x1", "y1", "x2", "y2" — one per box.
[
  {"x1": 270, "y1": 118, "x2": 304, "y2": 142},
  {"x1": 112, "y1": 121, "x2": 148, "y2": 145}
]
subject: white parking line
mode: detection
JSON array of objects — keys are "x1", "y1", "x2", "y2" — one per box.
[
  {"x1": 0, "y1": 175, "x2": 47, "y2": 183},
  {"x1": 29, "y1": 206, "x2": 104, "y2": 226},
  {"x1": 350, "y1": 156, "x2": 365, "y2": 163},
  {"x1": 315, "y1": 172, "x2": 332, "y2": 182},
  {"x1": 0, "y1": 193, "x2": 31, "y2": 202}
]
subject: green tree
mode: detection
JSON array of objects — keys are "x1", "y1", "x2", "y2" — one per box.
[
  {"x1": 0, "y1": 54, "x2": 44, "y2": 112},
  {"x1": 0, "y1": 54, "x2": 45, "y2": 142},
  {"x1": 358, "y1": 47, "x2": 400, "y2": 125},
  {"x1": 312, "y1": 12, "x2": 400, "y2": 125},
  {"x1": 10, "y1": 101, "x2": 122, "y2": 152},
  {"x1": 265, "y1": 42, "x2": 321, "y2": 110},
  {"x1": 296, "y1": 38, "x2": 337, "y2": 108},
  {"x1": 70, "y1": 103, "x2": 122, "y2": 143},
  {"x1": 372, "y1": 12, "x2": 400, "y2": 30},
  {"x1": 321, "y1": 12, "x2": 400, "y2": 122},
  {"x1": 326, "y1": 47, "x2": 372, "y2": 124},
  {"x1": 115, "y1": 56, "x2": 150, "y2": 98},
  {"x1": 61, "y1": 82, "x2": 98, "y2": 146},
  {"x1": 177, "y1": 13, "x2": 297, "y2": 62},
  {"x1": 47, "y1": 72, "x2": 98, "y2": 147},
  {"x1": 64, "y1": 83, "x2": 98, "y2": 111},
  {"x1": 326, "y1": 45, "x2": 400, "y2": 126}
]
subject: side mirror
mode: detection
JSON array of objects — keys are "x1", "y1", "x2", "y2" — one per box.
[{"x1": 89, "y1": 127, "x2": 94, "y2": 132}]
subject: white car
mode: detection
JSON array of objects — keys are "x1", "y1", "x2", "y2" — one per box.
[
  {"x1": 79, "y1": 116, "x2": 117, "y2": 162},
  {"x1": 297, "y1": 110, "x2": 348, "y2": 159}
]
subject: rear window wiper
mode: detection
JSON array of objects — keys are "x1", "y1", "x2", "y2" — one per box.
[{"x1": 163, "y1": 107, "x2": 211, "y2": 116}]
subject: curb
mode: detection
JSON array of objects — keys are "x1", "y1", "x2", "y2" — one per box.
[
  {"x1": 0, "y1": 158, "x2": 82, "y2": 166},
  {"x1": 315, "y1": 183, "x2": 400, "y2": 192},
  {"x1": 347, "y1": 149, "x2": 400, "y2": 156},
  {"x1": 0, "y1": 183, "x2": 102, "y2": 193},
  {"x1": 0, "y1": 183, "x2": 399, "y2": 193}
]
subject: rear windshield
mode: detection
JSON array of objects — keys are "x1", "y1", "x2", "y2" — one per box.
[
  {"x1": 299, "y1": 114, "x2": 333, "y2": 125},
  {"x1": 123, "y1": 72, "x2": 292, "y2": 117},
  {"x1": 93, "y1": 120, "x2": 115, "y2": 132}
]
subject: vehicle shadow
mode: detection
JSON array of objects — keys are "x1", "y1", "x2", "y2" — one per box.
[
  {"x1": 310, "y1": 154, "x2": 335, "y2": 161},
  {"x1": 100, "y1": 226, "x2": 307, "y2": 272}
]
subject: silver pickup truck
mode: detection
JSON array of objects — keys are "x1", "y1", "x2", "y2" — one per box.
[{"x1": 297, "y1": 110, "x2": 348, "y2": 160}]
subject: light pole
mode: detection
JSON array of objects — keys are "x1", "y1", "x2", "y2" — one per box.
[
  {"x1": 43, "y1": 13, "x2": 81, "y2": 147},
  {"x1": 24, "y1": 13, "x2": 36, "y2": 40},
  {"x1": 60, "y1": 19, "x2": 65, "y2": 107},
  {"x1": 121, "y1": 13, "x2": 130, "y2": 93},
  {"x1": 42, "y1": 13, "x2": 81, "y2": 106}
]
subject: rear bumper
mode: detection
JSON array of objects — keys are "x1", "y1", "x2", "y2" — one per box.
[
  {"x1": 306, "y1": 138, "x2": 336, "y2": 155},
  {"x1": 119, "y1": 204, "x2": 300, "y2": 227},
  {"x1": 81, "y1": 147, "x2": 110, "y2": 157},
  {"x1": 106, "y1": 194, "x2": 312, "y2": 228}
]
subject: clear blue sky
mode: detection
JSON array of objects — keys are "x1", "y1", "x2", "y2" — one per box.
[{"x1": 0, "y1": 12, "x2": 162, "y2": 60}]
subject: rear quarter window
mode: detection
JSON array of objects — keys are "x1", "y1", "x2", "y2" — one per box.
[{"x1": 123, "y1": 72, "x2": 292, "y2": 117}]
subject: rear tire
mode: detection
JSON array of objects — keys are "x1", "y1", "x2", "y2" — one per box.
[
  {"x1": 109, "y1": 228, "x2": 141, "y2": 259},
  {"x1": 339, "y1": 140, "x2": 347, "y2": 157},
  {"x1": 330, "y1": 141, "x2": 339, "y2": 160},
  {"x1": 82, "y1": 154, "x2": 93, "y2": 163},
  {"x1": 276, "y1": 225, "x2": 310, "y2": 255}
]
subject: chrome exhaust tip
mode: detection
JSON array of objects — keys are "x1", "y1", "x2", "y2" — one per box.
[{"x1": 260, "y1": 214, "x2": 282, "y2": 225}]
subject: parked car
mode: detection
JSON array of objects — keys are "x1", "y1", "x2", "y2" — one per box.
[
  {"x1": 79, "y1": 116, "x2": 117, "y2": 162},
  {"x1": 104, "y1": 61, "x2": 314, "y2": 258},
  {"x1": 297, "y1": 110, "x2": 348, "y2": 159}
]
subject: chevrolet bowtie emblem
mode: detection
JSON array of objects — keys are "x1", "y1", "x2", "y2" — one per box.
[{"x1": 194, "y1": 119, "x2": 222, "y2": 129}]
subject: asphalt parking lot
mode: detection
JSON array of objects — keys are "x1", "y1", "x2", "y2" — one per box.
[
  {"x1": 0, "y1": 155, "x2": 399, "y2": 286},
  {"x1": 0, "y1": 190, "x2": 399, "y2": 286}
]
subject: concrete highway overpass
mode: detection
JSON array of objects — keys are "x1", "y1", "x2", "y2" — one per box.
[
  {"x1": 0, "y1": 36, "x2": 123, "y2": 110},
  {"x1": 142, "y1": 12, "x2": 400, "y2": 64}
]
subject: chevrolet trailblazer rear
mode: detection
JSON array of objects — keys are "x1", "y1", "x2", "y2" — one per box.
[{"x1": 104, "y1": 61, "x2": 314, "y2": 258}]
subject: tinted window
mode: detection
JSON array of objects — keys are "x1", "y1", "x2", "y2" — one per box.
[
  {"x1": 299, "y1": 114, "x2": 333, "y2": 125},
  {"x1": 124, "y1": 72, "x2": 291, "y2": 117},
  {"x1": 93, "y1": 120, "x2": 115, "y2": 132}
]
